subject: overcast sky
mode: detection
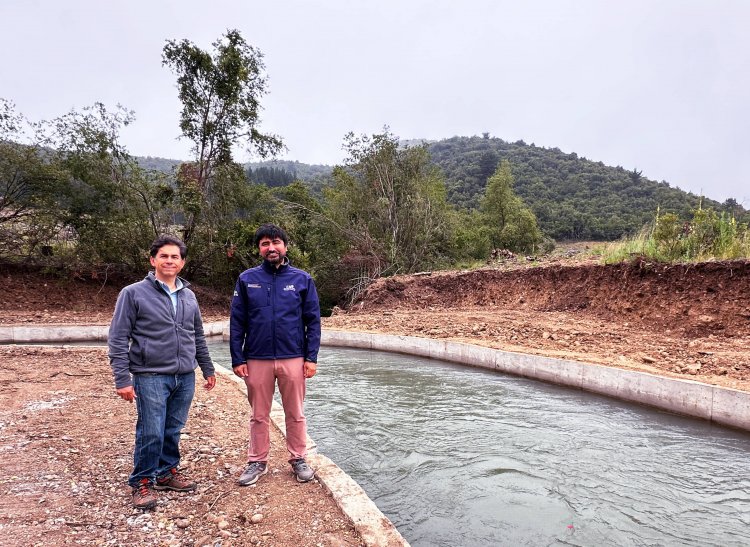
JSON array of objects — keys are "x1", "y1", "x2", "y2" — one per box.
[{"x1": 2, "y1": 0, "x2": 748, "y2": 204}]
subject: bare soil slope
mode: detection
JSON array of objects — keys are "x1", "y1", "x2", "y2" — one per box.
[
  {"x1": 326, "y1": 258, "x2": 750, "y2": 391},
  {"x1": 0, "y1": 265, "x2": 230, "y2": 324}
]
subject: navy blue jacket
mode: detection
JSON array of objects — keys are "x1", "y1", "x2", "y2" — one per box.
[{"x1": 229, "y1": 259, "x2": 321, "y2": 366}]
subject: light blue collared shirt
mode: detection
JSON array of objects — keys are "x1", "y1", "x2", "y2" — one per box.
[{"x1": 156, "y1": 277, "x2": 184, "y2": 315}]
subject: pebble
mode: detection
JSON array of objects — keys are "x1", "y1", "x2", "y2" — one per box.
[
  {"x1": 250, "y1": 513, "x2": 264, "y2": 524},
  {"x1": 175, "y1": 519, "x2": 190, "y2": 529},
  {"x1": 217, "y1": 520, "x2": 230, "y2": 530}
]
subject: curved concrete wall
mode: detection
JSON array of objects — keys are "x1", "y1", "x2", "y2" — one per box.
[
  {"x1": 0, "y1": 321, "x2": 228, "y2": 344},
  {"x1": 321, "y1": 330, "x2": 750, "y2": 432},
  {"x1": 6, "y1": 322, "x2": 745, "y2": 432}
]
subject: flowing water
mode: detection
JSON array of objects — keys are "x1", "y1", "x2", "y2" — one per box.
[{"x1": 208, "y1": 342, "x2": 750, "y2": 546}]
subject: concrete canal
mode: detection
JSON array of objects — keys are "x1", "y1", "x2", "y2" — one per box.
[{"x1": 207, "y1": 342, "x2": 750, "y2": 546}]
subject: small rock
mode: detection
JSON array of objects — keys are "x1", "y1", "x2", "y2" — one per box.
[
  {"x1": 219, "y1": 530, "x2": 232, "y2": 538},
  {"x1": 641, "y1": 355, "x2": 656, "y2": 364},
  {"x1": 175, "y1": 519, "x2": 190, "y2": 529},
  {"x1": 717, "y1": 368, "x2": 728, "y2": 376},
  {"x1": 250, "y1": 513, "x2": 264, "y2": 524},
  {"x1": 217, "y1": 520, "x2": 230, "y2": 530},
  {"x1": 194, "y1": 536, "x2": 213, "y2": 547},
  {"x1": 542, "y1": 332, "x2": 551, "y2": 340},
  {"x1": 250, "y1": 537, "x2": 260, "y2": 545}
]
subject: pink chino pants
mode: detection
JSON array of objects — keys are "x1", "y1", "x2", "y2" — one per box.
[{"x1": 243, "y1": 357, "x2": 307, "y2": 462}]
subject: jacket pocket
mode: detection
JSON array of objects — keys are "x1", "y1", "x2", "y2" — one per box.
[
  {"x1": 275, "y1": 321, "x2": 302, "y2": 355},
  {"x1": 246, "y1": 283, "x2": 271, "y2": 308}
]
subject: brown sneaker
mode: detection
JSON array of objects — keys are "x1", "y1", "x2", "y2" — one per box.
[
  {"x1": 132, "y1": 478, "x2": 157, "y2": 509},
  {"x1": 154, "y1": 468, "x2": 197, "y2": 492}
]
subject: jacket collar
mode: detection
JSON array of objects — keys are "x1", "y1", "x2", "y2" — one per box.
[
  {"x1": 145, "y1": 270, "x2": 190, "y2": 289},
  {"x1": 261, "y1": 256, "x2": 290, "y2": 274}
]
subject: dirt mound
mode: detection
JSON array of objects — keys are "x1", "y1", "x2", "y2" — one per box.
[
  {"x1": 355, "y1": 259, "x2": 750, "y2": 338},
  {"x1": 0, "y1": 264, "x2": 231, "y2": 324},
  {"x1": 326, "y1": 258, "x2": 750, "y2": 391}
]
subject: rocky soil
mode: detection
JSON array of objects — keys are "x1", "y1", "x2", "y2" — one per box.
[{"x1": 0, "y1": 346, "x2": 363, "y2": 547}]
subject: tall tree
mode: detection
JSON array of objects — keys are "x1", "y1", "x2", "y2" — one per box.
[
  {"x1": 49, "y1": 103, "x2": 163, "y2": 269},
  {"x1": 162, "y1": 29, "x2": 283, "y2": 244},
  {"x1": 327, "y1": 129, "x2": 453, "y2": 280},
  {"x1": 0, "y1": 99, "x2": 66, "y2": 259},
  {"x1": 481, "y1": 160, "x2": 542, "y2": 253}
]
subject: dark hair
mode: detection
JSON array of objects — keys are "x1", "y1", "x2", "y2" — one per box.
[
  {"x1": 150, "y1": 234, "x2": 187, "y2": 259},
  {"x1": 253, "y1": 223, "x2": 288, "y2": 247}
]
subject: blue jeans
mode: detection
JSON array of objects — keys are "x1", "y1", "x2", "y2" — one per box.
[{"x1": 129, "y1": 371, "x2": 195, "y2": 487}]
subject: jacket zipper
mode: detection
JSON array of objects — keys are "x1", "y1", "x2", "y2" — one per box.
[{"x1": 271, "y1": 273, "x2": 276, "y2": 357}]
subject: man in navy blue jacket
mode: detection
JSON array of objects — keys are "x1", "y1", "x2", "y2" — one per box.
[{"x1": 230, "y1": 224, "x2": 321, "y2": 485}]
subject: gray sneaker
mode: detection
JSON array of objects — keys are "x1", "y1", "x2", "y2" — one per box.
[
  {"x1": 290, "y1": 458, "x2": 314, "y2": 483},
  {"x1": 238, "y1": 461, "x2": 268, "y2": 486}
]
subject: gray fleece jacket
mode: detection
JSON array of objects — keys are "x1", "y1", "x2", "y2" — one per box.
[{"x1": 108, "y1": 271, "x2": 215, "y2": 389}]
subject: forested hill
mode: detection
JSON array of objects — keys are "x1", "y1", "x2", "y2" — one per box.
[
  {"x1": 136, "y1": 136, "x2": 745, "y2": 241},
  {"x1": 426, "y1": 136, "x2": 730, "y2": 240}
]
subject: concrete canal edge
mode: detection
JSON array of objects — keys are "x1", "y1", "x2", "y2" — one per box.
[{"x1": 321, "y1": 329, "x2": 750, "y2": 433}]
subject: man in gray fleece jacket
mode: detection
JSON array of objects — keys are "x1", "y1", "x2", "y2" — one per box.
[{"x1": 108, "y1": 234, "x2": 216, "y2": 510}]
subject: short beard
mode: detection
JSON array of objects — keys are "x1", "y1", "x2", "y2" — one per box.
[{"x1": 265, "y1": 252, "x2": 284, "y2": 264}]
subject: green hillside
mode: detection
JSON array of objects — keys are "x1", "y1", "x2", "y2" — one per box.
[
  {"x1": 426, "y1": 136, "x2": 735, "y2": 240},
  {"x1": 139, "y1": 136, "x2": 746, "y2": 242}
]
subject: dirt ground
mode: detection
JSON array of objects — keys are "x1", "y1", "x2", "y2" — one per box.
[
  {"x1": 1, "y1": 251, "x2": 749, "y2": 545},
  {"x1": 0, "y1": 346, "x2": 363, "y2": 547},
  {"x1": 327, "y1": 255, "x2": 750, "y2": 392}
]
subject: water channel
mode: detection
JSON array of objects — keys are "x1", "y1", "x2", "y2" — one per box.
[{"x1": 207, "y1": 342, "x2": 750, "y2": 546}]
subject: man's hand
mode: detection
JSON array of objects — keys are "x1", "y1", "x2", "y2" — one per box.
[
  {"x1": 204, "y1": 376, "x2": 216, "y2": 391},
  {"x1": 233, "y1": 364, "x2": 249, "y2": 378},
  {"x1": 116, "y1": 385, "x2": 136, "y2": 402},
  {"x1": 304, "y1": 361, "x2": 317, "y2": 379}
]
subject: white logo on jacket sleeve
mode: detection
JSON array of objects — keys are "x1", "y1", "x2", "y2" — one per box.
[
  {"x1": 247, "y1": 283, "x2": 261, "y2": 289},
  {"x1": 283, "y1": 284, "x2": 296, "y2": 291}
]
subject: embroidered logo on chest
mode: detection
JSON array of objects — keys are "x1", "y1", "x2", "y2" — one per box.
[{"x1": 283, "y1": 284, "x2": 296, "y2": 292}]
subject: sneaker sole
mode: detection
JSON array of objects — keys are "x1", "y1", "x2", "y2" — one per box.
[
  {"x1": 238, "y1": 466, "x2": 268, "y2": 486},
  {"x1": 133, "y1": 499, "x2": 157, "y2": 510},
  {"x1": 295, "y1": 470, "x2": 315, "y2": 483}
]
